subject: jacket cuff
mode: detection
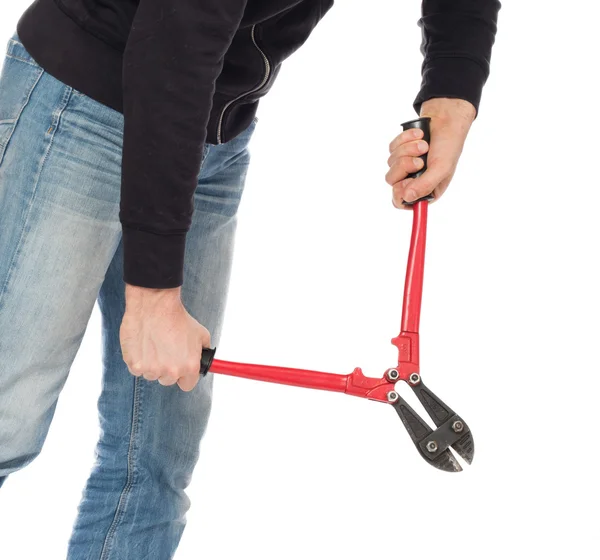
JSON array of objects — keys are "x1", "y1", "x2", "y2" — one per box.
[
  {"x1": 122, "y1": 226, "x2": 187, "y2": 289},
  {"x1": 413, "y1": 56, "x2": 488, "y2": 118}
]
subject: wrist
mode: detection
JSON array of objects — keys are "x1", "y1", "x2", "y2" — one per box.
[
  {"x1": 420, "y1": 98, "x2": 476, "y2": 124},
  {"x1": 125, "y1": 284, "x2": 182, "y2": 312}
]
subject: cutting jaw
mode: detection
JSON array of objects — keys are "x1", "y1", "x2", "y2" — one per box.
[
  {"x1": 389, "y1": 376, "x2": 474, "y2": 472},
  {"x1": 343, "y1": 363, "x2": 474, "y2": 472}
]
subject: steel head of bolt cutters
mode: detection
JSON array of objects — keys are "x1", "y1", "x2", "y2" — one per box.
[{"x1": 389, "y1": 377, "x2": 474, "y2": 472}]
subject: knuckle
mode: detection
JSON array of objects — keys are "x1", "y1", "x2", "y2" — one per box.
[
  {"x1": 411, "y1": 141, "x2": 424, "y2": 155},
  {"x1": 187, "y1": 359, "x2": 200, "y2": 373},
  {"x1": 404, "y1": 156, "x2": 419, "y2": 171},
  {"x1": 388, "y1": 152, "x2": 400, "y2": 166},
  {"x1": 161, "y1": 375, "x2": 177, "y2": 385},
  {"x1": 165, "y1": 366, "x2": 180, "y2": 378},
  {"x1": 129, "y1": 362, "x2": 144, "y2": 375}
]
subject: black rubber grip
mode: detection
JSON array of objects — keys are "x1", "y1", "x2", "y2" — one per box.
[
  {"x1": 399, "y1": 117, "x2": 433, "y2": 205},
  {"x1": 200, "y1": 347, "x2": 216, "y2": 376}
]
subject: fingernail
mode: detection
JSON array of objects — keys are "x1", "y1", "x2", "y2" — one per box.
[
  {"x1": 413, "y1": 157, "x2": 423, "y2": 167},
  {"x1": 405, "y1": 189, "x2": 416, "y2": 201},
  {"x1": 418, "y1": 141, "x2": 428, "y2": 152},
  {"x1": 413, "y1": 128, "x2": 423, "y2": 138}
]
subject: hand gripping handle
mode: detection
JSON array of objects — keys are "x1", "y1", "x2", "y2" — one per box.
[{"x1": 400, "y1": 117, "x2": 433, "y2": 205}]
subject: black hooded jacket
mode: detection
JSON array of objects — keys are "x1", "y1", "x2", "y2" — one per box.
[{"x1": 16, "y1": 0, "x2": 501, "y2": 289}]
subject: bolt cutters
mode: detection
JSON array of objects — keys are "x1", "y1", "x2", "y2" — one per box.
[{"x1": 199, "y1": 117, "x2": 474, "y2": 472}]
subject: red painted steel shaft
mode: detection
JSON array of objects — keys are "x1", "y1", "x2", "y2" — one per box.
[
  {"x1": 209, "y1": 359, "x2": 349, "y2": 393},
  {"x1": 401, "y1": 200, "x2": 428, "y2": 334}
]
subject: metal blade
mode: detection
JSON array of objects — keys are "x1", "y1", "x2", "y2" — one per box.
[
  {"x1": 410, "y1": 380, "x2": 475, "y2": 465},
  {"x1": 451, "y1": 432, "x2": 475, "y2": 465},
  {"x1": 391, "y1": 396, "x2": 462, "y2": 473}
]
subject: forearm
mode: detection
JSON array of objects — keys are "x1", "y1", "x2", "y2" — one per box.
[
  {"x1": 120, "y1": 0, "x2": 248, "y2": 290},
  {"x1": 420, "y1": 98, "x2": 476, "y2": 122},
  {"x1": 414, "y1": 0, "x2": 501, "y2": 117}
]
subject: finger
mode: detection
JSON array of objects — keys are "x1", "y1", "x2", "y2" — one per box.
[
  {"x1": 178, "y1": 373, "x2": 200, "y2": 392},
  {"x1": 142, "y1": 370, "x2": 161, "y2": 382},
  {"x1": 128, "y1": 361, "x2": 144, "y2": 377},
  {"x1": 385, "y1": 156, "x2": 424, "y2": 186},
  {"x1": 387, "y1": 139, "x2": 429, "y2": 167},
  {"x1": 200, "y1": 329, "x2": 211, "y2": 350},
  {"x1": 157, "y1": 375, "x2": 178, "y2": 387},
  {"x1": 392, "y1": 180, "x2": 419, "y2": 210},
  {"x1": 400, "y1": 168, "x2": 444, "y2": 204},
  {"x1": 389, "y1": 127, "x2": 424, "y2": 153},
  {"x1": 391, "y1": 192, "x2": 414, "y2": 210}
]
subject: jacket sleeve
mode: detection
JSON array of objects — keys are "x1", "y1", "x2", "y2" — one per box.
[
  {"x1": 120, "y1": 0, "x2": 248, "y2": 289},
  {"x1": 413, "y1": 0, "x2": 501, "y2": 117}
]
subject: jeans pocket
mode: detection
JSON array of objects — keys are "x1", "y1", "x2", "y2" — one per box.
[{"x1": 0, "y1": 38, "x2": 44, "y2": 166}]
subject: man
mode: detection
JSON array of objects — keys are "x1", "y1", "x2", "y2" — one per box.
[{"x1": 0, "y1": 0, "x2": 500, "y2": 557}]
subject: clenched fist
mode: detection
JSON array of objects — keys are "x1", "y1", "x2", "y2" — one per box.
[
  {"x1": 120, "y1": 285, "x2": 211, "y2": 392},
  {"x1": 386, "y1": 98, "x2": 476, "y2": 208}
]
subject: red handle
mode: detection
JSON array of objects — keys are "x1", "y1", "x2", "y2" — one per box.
[
  {"x1": 209, "y1": 359, "x2": 347, "y2": 392},
  {"x1": 401, "y1": 199, "x2": 428, "y2": 334},
  {"x1": 208, "y1": 359, "x2": 394, "y2": 403}
]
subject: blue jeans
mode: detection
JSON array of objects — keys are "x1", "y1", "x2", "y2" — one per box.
[{"x1": 0, "y1": 33, "x2": 256, "y2": 559}]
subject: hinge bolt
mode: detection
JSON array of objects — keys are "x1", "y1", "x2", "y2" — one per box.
[
  {"x1": 387, "y1": 369, "x2": 400, "y2": 381},
  {"x1": 426, "y1": 440, "x2": 438, "y2": 453},
  {"x1": 387, "y1": 391, "x2": 399, "y2": 403},
  {"x1": 452, "y1": 420, "x2": 464, "y2": 433},
  {"x1": 409, "y1": 373, "x2": 421, "y2": 385}
]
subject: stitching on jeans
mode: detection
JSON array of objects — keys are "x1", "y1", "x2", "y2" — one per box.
[
  {"x1": 0, "y1": 65, "x2": 43, "y2": 158},
  {"x1": 0, "y1": 70, "x2": 57, "y2": 313},
  {"x1": 99, "y1": 376, "x2": 143, "y2": 560},
  {"x1": 200, "y1": 143, "x2": 211, "y2": 168},
  {"x1": 5, "y1": 54, "x2": 38, "y2": 68}
]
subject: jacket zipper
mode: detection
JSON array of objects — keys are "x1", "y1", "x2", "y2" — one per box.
[{"x1": 216, "y1": 24, "x2": 271, "y2": 144}]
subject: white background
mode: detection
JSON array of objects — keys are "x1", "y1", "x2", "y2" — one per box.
[{"x1": 1, "y1": 1, "x2": 600, "y2": 559}]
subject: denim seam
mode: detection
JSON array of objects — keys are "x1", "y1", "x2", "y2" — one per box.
[
  {"x1": 98, "y1": 376, "x2": 143, "y2": 560},
  {"x1": 0, "y1": 76, "x2": 70, "y2": 314},
  {"x1": 200, "y1": 143, "x2": 211, "y2": 168},
  {"x1": 0, "y1": 64, "x2": 43, "y2": 160},
  {"x1": 4, "y1": 54, "x2": 39, "y2": 68}
]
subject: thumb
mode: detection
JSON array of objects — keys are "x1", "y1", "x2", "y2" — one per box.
[
  {"x1": 199, "y1": 326, "x2": 212, "y2": 350},
  {"x1": 401, "y1": 168, "x2": 442, "y2": 203}
]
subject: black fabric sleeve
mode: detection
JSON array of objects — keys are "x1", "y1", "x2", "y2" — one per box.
[
  {"x1": 413, "y1": 0, "x2": 501, "y2": 117},
  {"x1": 120, "y1": 0, "x2": 248, "y2": 289}
]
